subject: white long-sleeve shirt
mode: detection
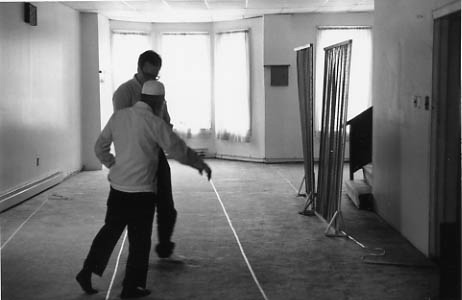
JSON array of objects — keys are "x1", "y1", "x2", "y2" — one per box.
[{"x1": 95, "y1": 101, "x2": 204, "y2": 193}]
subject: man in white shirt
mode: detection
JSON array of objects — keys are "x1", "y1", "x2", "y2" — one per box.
[{"x1": 76, "y1": 80, "x2": 211, "y2": 299}]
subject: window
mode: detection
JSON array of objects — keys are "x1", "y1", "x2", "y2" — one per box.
[
  {"x1": 107, "y1": 31, "x2": 151, "y2": 130},
  {"x1": 161, "y1": 33, "x2": 212, "y2": 135},
  {"x1": 214, "y1": 30, "x2": 250, "y2": 142},
  {"x1": 111, "y1": 31, "x2": 151, "y2": 91},
  {"x1": 315, "y1": 27, "x2": 372, "y2": 131}
]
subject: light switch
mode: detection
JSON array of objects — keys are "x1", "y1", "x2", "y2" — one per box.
[
  {"x1": 424, "y1": 96, "x2": 430, "y2": 110},
  {"x1": 413, "y1": 96, "x2": 422, "y2": 109}
]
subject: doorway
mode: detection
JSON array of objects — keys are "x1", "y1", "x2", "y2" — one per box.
[{"x1": 430, "y1": 9, "x2": 461, "y2": 299}]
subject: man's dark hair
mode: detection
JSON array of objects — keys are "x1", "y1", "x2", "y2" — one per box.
[{"x1": 138, "y1": 50, "x2": 162, "y2": 68}]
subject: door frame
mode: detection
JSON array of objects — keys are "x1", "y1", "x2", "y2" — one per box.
[
  {"x1": 429, "y1": 0, "x2": 460, "y2": 258},
  {"x1": 429, "y1": 1, "x2": 461, "y2": 297}
]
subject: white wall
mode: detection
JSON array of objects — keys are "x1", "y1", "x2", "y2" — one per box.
[
  {"x1": 98, "y1": 15, "x2": 113, "y2": 129},
  {"x1": 0, "y1": 3, "x2": 82, "y2": 194},
  {"x1": 81, "y1": 13, "x2": 102, "y2": 170},
  {"x1": 373, "y1": 0, "x2": 457, "y2": 255},
  {"x1": 263, "y1": 13, "x2": 373, "y2": 161}
]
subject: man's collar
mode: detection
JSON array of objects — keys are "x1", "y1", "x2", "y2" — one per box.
[{"x1": 134, "y1": 74, "x2": 142, "y2": 86}]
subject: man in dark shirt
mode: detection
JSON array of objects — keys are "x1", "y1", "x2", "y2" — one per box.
[{"x1": 112, "y1": 50, "x2": 177, "y2": 259}]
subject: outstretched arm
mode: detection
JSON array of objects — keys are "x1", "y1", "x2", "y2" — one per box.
[{"x1": 154, "y1": 120, "x2": 212, "y2": 180}]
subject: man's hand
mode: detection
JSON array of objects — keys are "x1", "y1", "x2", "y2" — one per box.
[{"x1": 199, "y1": 163, "x2": 212, "y2": 181}]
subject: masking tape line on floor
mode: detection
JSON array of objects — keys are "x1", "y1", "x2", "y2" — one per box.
[
  {"x1": 106, "y1": 230, "x2": 128, "y2": 300},
  {"x1": 274, "y1": 168, "x2": 299, "y2": 193},
  {"x1": 1, "y1": 197, "x2": 49, "y2": 250},
  {"x1": 209, "y1": 179, "x2": 269, "y2": 300}
]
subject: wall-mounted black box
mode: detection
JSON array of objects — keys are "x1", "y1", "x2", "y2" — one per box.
[
  {"x1": 266, "y1": 65, "x2": 289, "y2": 86},
  {"x1": 24, "y1": 3, "x2": 37, "y2": 26}
]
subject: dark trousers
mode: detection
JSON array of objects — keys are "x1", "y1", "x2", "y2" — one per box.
[
  {"x1": 155, "y1": 149, "x2": 177, "y2": 257},
  {"x1": 83, "y1": 188, "x2": 156, "y2": 289}
]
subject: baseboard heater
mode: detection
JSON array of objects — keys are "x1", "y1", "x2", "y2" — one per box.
[
  {"x1": 167, "y1": 148, "x2": 214, "y2": 159},
  {"x1": 0, "y1": 172, "x2": 64, "y2": 213},
  {"x1": 193, "y1": 148, "x2": 213, "y2": 158},
  {"x1": 214, "y1": 154, "x2": 265, "y2": 162}
]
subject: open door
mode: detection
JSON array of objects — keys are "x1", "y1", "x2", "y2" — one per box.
[{"x1": 430, "y1": 9, "x2": 461, "y2": 299}]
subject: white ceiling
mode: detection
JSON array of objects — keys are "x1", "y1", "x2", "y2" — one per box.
[{"x1": 62, "y1": 0, "x2": 374, "y2": 23}]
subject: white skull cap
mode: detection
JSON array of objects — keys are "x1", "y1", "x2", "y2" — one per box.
[{"x1": 141, "y1": 80, "x2": 165, "y2": 96}]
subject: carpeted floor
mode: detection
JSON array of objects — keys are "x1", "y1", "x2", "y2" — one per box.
[{"x1": 1, "y1": 160, "x2": 438, "y2": 300}]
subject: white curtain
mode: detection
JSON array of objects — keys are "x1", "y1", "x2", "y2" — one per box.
[
  {"x1": 214, "y1": 31, "x2": 250, "y2": 142},
  {"x1": 161, "y1": 33, "x2": 212, "y2": 136},
  {"x1": 111, "y1": 32, "x2": 151, "y2": 92},
  {"x1": 315, "y1": 27, "x2": 372, "y2": 131}
]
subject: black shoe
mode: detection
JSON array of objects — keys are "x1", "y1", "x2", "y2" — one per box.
[
  {"x1": 120, "y1": 287, "x2": 151, "y2": 299},
  {"x1": 155, "y1": 242, "x2": 175, "y2": 258},
  {"x1": 76, "y1": 269, "x2": 98, "y2": 295},
  {"x1": 158, "y1": 253, "x2": 186, "y2": 264}
]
